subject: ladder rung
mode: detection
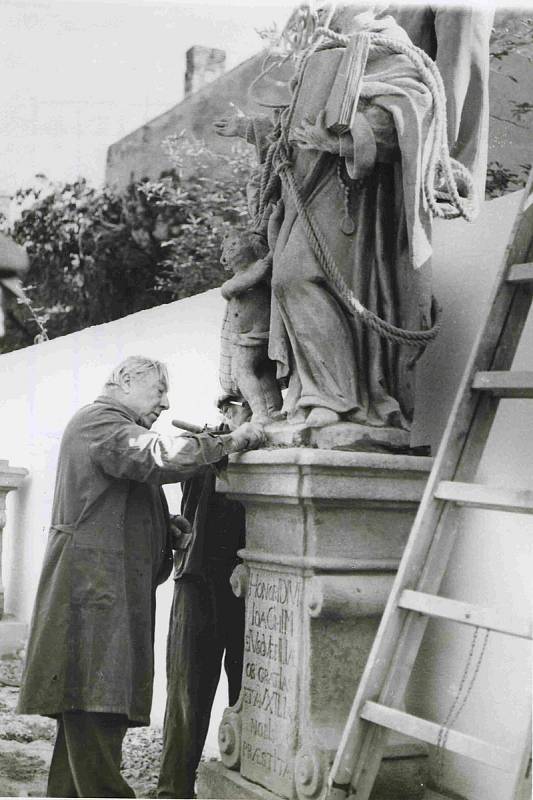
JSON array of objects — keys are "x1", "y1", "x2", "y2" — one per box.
[
  {"x1": 360, "y1": 702, "x2": 517, "y2": 772},
  {"x1": 435, "y1": 480, "x2": 533, "y2": 514},
  {"x1": 398, "y1": 589, "x2": 532, "y2": 639},
  {"x1": 507, "y1": 262, "x2": 533, "y2": 284},
  {"x1": 472, "y1": 371, "x2": 533, "y2": 397}
]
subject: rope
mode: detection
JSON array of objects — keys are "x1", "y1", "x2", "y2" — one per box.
[
  {"x1": 313, "y1": 27, "x2": 477, "y2": 222},
  {"x1": 247, "y1": 22, "x2": 485, "y2": 346},
  {"x1": 277, "y1": 158, "x2": 441, "y2": 346}
]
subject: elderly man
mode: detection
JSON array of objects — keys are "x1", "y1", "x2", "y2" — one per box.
[{"x1": 17, "y1": 356, "x2": 264, "y2": 798}]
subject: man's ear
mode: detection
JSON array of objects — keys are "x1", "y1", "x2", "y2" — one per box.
[{"x1": 119, "y1": 372, "x2": 132, "y2": 394}]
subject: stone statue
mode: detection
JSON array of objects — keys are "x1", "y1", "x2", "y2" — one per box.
[
  {"x1": 215, "y1": 3, "x2": 491, "y2": 448},
  {"x1": 218, "y1": 230, "x2": 283, "y2": 423}
]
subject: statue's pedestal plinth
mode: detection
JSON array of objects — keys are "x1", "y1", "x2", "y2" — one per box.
[{"x1": 198, "y1": 449, "x2": 432, "y2": 800}]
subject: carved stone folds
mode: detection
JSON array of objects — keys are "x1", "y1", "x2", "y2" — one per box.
[
  {"x1": 219, "y1": 692, "x2": 244, "y2": 771},
  {"x1": 0, "y1": 460, "x2": 28, "y2": 620},
  {"x1": 201, "y1": 449, "x2": 432, "y2": 800}
]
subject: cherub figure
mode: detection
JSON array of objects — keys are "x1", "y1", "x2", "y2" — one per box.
[{"x1": 219, "y1": 230, "x2": 282, "y2": 423}]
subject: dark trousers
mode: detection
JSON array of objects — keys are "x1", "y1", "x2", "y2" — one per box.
[
  {"x1": 157, "y1": 569, "x2": 245, "y2": 799},
  {"x1": 47, "y1": 711, "x2": 135, "y2": 798}
]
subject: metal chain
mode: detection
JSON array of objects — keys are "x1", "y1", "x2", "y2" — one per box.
[{"x1": 435, "y1": 626, "x2": 491, "y2": 785}]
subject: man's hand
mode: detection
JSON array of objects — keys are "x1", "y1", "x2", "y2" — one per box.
[
  {"x1": 292, "y1": 110, "x2": 340, "y2": 154},
  {"x1": 213, "y1": 114, "x2": 249, "y2": 139},
  {"x1": 169, "y1": 514, "x2": 193, "y2": 550},
  {"x1": 230, "y1": 422, "x2": 266, "y2": 451}
]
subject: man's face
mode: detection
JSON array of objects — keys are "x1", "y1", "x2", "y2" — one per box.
[{"x1": 124, "y1": 371, "x2": 169, "y2": 427}]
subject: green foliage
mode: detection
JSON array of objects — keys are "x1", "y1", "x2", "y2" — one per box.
[
  {"x1": 1, "y1": 138, "x2": 254, "y2": 352},
  {"x1": 154, "y1": 136, "x2": 253, "y2": 298},
  {"x1": 490, "y1": 15, "x2": 533, "y2": 62},
  {"x1": 485, "y1": 161, "x2": 532, "y2": 199}
]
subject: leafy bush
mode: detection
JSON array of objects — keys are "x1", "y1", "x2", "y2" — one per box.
[
  {"x1": 485, "y1": 161, "x2": 532, "y2": 199},
  {"x1": 1, "y1": 138, "x2": 254, "y2": 352}
]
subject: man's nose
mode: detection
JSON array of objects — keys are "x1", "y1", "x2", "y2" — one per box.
[{"x1": 160, "y1": 393, "x2": 170, "y2": 411}]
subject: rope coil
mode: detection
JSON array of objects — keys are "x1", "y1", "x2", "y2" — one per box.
[
  {"x1": 249, "y1": 24, "x2": 480, "y2": 347},
  {"x1": 313, "y1": 27, "x2": 478, "y2": 222},
  {"x1": 277, "y1": 160, "x2": 442, "y2": 346}
]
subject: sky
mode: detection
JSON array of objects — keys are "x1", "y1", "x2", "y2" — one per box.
[
  {"x1": 0, "y1": 0, "x2": 293, "y2": 194},
  {"x1": 0, "y1": 0, "x2": 525, "y2": 196}
]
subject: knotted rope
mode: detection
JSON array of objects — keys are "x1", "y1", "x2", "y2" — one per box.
[
  {"x1": 249, "y1": 24, "x2": 485, "y2": 346},
  {"x1": 314, "y1": 26, "x2": 477, "y2": 221},
  {"x1": 277, "y1": 159, "x2": 441, "y2": 346}
]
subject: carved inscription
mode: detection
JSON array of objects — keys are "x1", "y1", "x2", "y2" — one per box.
[{"x1": 241, "y1": 567, "x2": 302, "y2": 797}]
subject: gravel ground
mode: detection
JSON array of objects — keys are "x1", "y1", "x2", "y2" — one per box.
[{"x1": 0, "y1": 651, "x2": 168, "y2": 799}]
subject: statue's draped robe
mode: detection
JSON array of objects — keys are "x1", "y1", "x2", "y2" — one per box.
[{"x1": 246, "y1": 10, "x2": 491, "y2": 429}]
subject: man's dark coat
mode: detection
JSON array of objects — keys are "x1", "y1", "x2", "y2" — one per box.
[{"x1": 17, "y1": 396, "x2": 232, "y2": 726}]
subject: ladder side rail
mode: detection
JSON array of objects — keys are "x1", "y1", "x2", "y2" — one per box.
[
  {"x1": 509, "y1": 716, "x2": 532, "y2": 800},
  {"x1": 328, "y1": 176, "x2": 533, "y2": 796},
  {"x1": 344, "y1": 233, "x2": 533, "y2": 797},
  {"x1": 344, "y1": 506, "x2": 463, "y2": 799},
  {"x1": 330, "y1": 375, "x2": 528, "y2": 794},
  {"x1": 348, "y1": 378, "x2": 529, "y2": 799},
  {"x1": 329, "y1": 287, "x2": 528, "y2": 790}
]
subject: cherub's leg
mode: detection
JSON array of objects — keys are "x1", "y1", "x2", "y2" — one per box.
[
  {"x1": 259, "y1": 360, "x2": 283, "y2": 418},
  {"x1": 234, "y1": 348, "x2": 271, "y2": 423}
]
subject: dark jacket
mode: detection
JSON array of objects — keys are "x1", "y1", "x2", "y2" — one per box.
[
  {"x1": 174, "y1": 464, "x2": 245, "y2": 579},
  {"x1": 17, "y1": 395, "x2": 234, "y2": 726}
]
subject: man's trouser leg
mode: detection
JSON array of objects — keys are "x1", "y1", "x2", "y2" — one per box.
[
  {"x1": 47, "y1": 711, "x2": 135, "y2": 798},
  {"x1": 216, "y1": 569, "x2": 245, "y2": 706},
  {"x1": 158, "y1": 576, "x2": 224, "y2": 799}
]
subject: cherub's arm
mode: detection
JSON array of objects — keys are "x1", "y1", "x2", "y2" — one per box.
[
  {"x1": 221, "y1": 257, "x2": 272, "y2": 300},
  {"x1": 214, "y1": 114, "x2": 275, "y2": 164}
]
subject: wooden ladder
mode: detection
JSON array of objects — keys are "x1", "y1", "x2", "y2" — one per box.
[{"x1": 327, "y1": 171, "x2": 533, "y2": 800}]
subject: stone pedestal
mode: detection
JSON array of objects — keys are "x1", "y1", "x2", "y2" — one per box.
[
  {"x1": 0, "y1": 460, "x2": 28, "y2": 651},
  {"x1": 198, "y1": 449, "x2": 432, "y2": 800}
]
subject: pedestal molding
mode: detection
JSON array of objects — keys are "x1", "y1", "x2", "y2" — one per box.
[{"x1": 238, "y1": 549, "x2": 400, "y2": 573}]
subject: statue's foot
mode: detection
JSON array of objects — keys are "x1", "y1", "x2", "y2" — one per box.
[
  {"x1": 251, "y1": 413, "x2": 271, "y2": 425},
  {"x1": 304, "y1": 407, "x2": 341, "y2": 427}
]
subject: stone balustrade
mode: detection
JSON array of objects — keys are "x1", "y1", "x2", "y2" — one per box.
[{"x1": 0, "y1": 460, "x2": 28, "y2": 620}]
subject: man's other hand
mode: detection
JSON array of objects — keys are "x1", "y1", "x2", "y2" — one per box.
[
  {"x1": 169, "y1": 515, "x2": 193, "y2": 550},
  {"x1": 230, "y1": 422, "x2": 266, "y2": 451}
]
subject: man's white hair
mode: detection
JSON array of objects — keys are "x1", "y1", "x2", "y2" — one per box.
[{"x1": 104, "y1": 356, "x2": 169, "y2": 389}]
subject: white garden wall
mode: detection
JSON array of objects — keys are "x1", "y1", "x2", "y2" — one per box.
[{"x1": 0, "y1": 190, "x2": 530, "y2": 796}]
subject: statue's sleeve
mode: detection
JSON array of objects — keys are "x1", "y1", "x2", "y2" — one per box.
[
  {"x1": 433, "y1": 6, "x2": 494, "y2": 197},
  {"x1": 245, "y1": 115, "x2": 276, "y2": 163},
  {"x1": 340, "y1": 106, "x2": 399, "y2": 180}
]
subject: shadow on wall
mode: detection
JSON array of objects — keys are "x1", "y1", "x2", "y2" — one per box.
[{"x1": 412, "y1": 189, "x2": 525, "y2": 451}]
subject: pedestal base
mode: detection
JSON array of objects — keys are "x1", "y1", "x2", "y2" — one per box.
[
  {"x1": 264, "y1": 422, "x2": 411, "y2": 453},
  {"x1": 198, "y1": 750, "x2": 429, "y2": 800},
  {"x1": 211, "y1": 449, "x2": 432, "y2": 800},
  {"x1": 0, "y1": 616, "x2": 27, "y2": 657}
]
